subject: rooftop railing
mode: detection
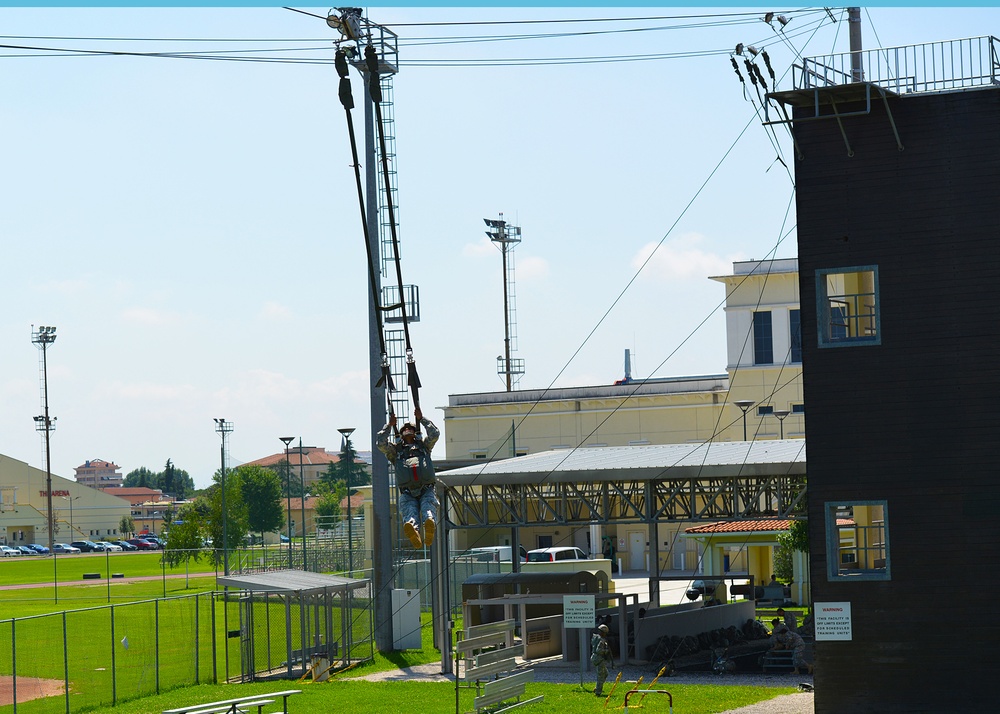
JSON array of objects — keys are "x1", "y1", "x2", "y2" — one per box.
[{"x1": 795, "y1": 36, "x2": 1000, "y2": 94}]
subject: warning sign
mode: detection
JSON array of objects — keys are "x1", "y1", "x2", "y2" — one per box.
[
  {"x1": 563, "y1": 595, "x2": 596, "y2": 629},
  {"x1": 814, "y1": 601, "x2": 852, "y2": 641}
]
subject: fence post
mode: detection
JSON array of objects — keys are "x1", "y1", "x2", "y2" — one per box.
[
  {"x1": 110, "y1": 604, "x2": 117, "y2": 704},
  {"x1": 11, "y1": 618, "x2": 16, "y2": 714},
  {"x1": 224, "y1": 590, "x2": 231, "y2": 683},
  {"x1": 155, "y1": 599, "x2": 160, "y2": 694},
  {"x1": 195, "y1": 593, "x2": 200, "y2": 684},
  {"x1": 211, "y1": 592, "x2": 218, "y2": 684},
  {"x1": 62, "y1": 612, "x2": 69, "y2": 714}
]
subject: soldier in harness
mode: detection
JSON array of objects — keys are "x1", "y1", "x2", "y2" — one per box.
[{"x1": 376, "y1": 408, "x2": 440, "y2": 549}]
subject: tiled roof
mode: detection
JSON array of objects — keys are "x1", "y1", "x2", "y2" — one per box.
[
  {"x1": 286, "y1": 496, "x2": 322, "y2": 510},
  {"x1": 685, "y1": 519, "x2": 792, "y2": 534},
  {"x1": 76, "y1": 459, "x2": 120, "y2": 469},
  {"x1": 104, "y1": 487, "x2": 163, "y2": 497},
  {"x1": 685, "y1": 517, "x2": 855, "y2": 534},
  {"x1": 245, "y1": 447, "x2": 342, "y2": 469},
  {"x1": 339, "y1": 492, "x2": 366, "y2": 510}
]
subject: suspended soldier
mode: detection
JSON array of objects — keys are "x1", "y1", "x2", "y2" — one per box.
[{"x1": 376, "y1": 408, "x2": 440, "y2": 549}]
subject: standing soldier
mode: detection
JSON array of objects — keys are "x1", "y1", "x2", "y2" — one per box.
[
  {"x1": 376, "y1": 407, "x2": 440, "y2": 549},
  {"x1": 591, "y1": 624, "x2": 614, "y2": 696}
]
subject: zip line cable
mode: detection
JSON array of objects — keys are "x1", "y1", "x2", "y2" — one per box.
[
  {"x1": 364, "y1": 44, "x2": 422, "y2": 414},
  {"x1": 0, "y1": 13, "x2": 834, "y2": 67},
  {"x1": 333, "y1": 48, "x2": 396, "y2": 405}
]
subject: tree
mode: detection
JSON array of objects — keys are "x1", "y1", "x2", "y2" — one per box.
[
  {"x1": 322, "y1": 437, "x2": 371, "y2": 489},
  {"x1": 205, "y1": 469, "x2": 248, "y2": 563},
  {"x1": 163, "y1": 502, "x2": 209, "y2": 568},
  {"x1": 122, "y1": 462, "x2": 195, "y2": 499},
  {"x1": 119, "y1": 515, "x2": 135, "y2": 538},
  {"x1": 313, "y1": 479, "x2": 345, "y2": 520},
  {"x1": 272, "y1": 459, "x2": 306, "y2": 498},
  {"x1": 774, "y1": 519, "x2": 809, "y2": 583},
  {"x1": 123, "y1": 466, "x2": 158, "y2": 489},
  {"x1": 167, "y1": 463, "x2": 196, "y2": 500},
  {"x1": 238, "y1": 464, "x2": 285, "y2": 540},
  {"x1": 162, "y1": 459, "x2": 177, "y2": 497}
]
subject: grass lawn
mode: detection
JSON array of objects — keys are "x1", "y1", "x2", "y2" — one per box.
[
  {"x1": 0, "y1": 551, "x2": 217, "y2": 585},
  {"x1": 0, "y1": 577, "x2": 218, "y2": 616},
  {"x1": 66, "y1": 678, "x2": 798, "y2": 714}
]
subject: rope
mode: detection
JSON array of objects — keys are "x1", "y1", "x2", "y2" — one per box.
[
  {"x1": 334, "y1": 48, "x2": 396, "y2": 414},
  {"x1": 364, "y1": 44, "x2": 422, "y2": 412}
]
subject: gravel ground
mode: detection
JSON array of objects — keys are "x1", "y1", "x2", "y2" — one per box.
[{"x1": 348, "y1": 660, "x2": 814, "y2": 713}]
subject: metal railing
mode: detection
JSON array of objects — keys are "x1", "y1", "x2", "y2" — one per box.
[{"x1": 796, "y1": 36, "x2": 1000, "y2": 94}]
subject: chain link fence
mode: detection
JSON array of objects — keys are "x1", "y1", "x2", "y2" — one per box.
[
  {"x1": 1, "y1": 593, "x2": 217, "y2": 713},
  {"x1": 0, "y1": 585, "x2": 373, "y2": 713}
]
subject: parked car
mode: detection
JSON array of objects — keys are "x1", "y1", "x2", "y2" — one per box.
[
  {"x1": 525, "y1": 546, "x2": 589, "y2": 562},
  {"x1": 113, "y1": 540, "x2": 138, "y2": 551},
  {"x1": 93, "y1": 542, "x2": 122, "y2": 552},
  {"x1": 0, "y1": 545, "x2": 22, "y2": 557},
  {"x1": 27, "y1": 543, "x2": 50, "y2": 554},
  {"x1": 126, "y1": 538, "x2": 158, "y2": 550},
  {"x1": 455, "y1": 545, "x2": 528, "y2": 563},
  {"x1": 17, "y1": 546, "x2": 39, "y2": 556},
  {"x1": 70, "y1": 541, "x2": 100, "y2": 553},
  {"x1": 53, "y1": 543, "x2": 81, "y2": 554}
]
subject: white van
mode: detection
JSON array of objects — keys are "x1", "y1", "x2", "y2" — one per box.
[
  {"x1": 525, "y1": 546, "x2": 588, "y2": 562},
  {"x1": 460, "y1": 545, "x2": 527, "y2": 563}
]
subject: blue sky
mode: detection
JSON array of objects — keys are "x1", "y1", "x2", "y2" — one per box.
[{"x1": 1, "y1": 6, "x2": 995, "y2": 487}]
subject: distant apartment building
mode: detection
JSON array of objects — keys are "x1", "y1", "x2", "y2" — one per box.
[{"x1": 74, "y1": 458, "x2": 123, "y2": 489}]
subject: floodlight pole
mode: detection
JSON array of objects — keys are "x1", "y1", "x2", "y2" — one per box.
[
  {"x1": 214, "y1": 419, "x2": 234, "y2": 576},
  {"x1": 298, "y1": 437, "x2": 307, "y2": 572},
  {"x1": 31, "y1": 326, "x2": 57, "y2": 552}
]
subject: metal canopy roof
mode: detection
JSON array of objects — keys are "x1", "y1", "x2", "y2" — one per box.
[
  {"x1": 216, "y1": 569, "x2": 369, "y2": 594},
  {"x1": 438, "y1": 440, "x2": 806, "y2": 487}
]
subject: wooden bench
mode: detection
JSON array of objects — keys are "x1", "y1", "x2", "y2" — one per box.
[
  {"x1": 163, "y1": 689, "x2": 301, "y2": 714},
  {"x1": 473, "y1": 669, "x2": 542, "y2": 713},
  {"x1": 183, "y1": 699, "x2": 273, "y2": 714}
]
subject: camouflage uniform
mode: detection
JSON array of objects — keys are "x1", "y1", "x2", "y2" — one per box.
[
  {"x1": 777, "y1": 629, "x2": 809, "y2": 671},
  {"x1": 376, "y1": 416, "x2": 440, "y2": 547},
  {"x1": 591, "y1": 629, "x2": 613, "y2": 695}
]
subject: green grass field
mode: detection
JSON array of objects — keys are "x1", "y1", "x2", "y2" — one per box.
[
  {"x1": 0, "y1": 559, "x2": 800, "y2": 714},
  {"x1": 0, "y1": 551, "x2": 216, "y2": 586},
  {"x1": 71, "y1": 679, "x2": 798, "y2": 714}
]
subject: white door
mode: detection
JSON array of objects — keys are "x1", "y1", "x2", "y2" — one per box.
[{"x1": 628, "y1": 531, "x2": 645, "y2": 571}]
